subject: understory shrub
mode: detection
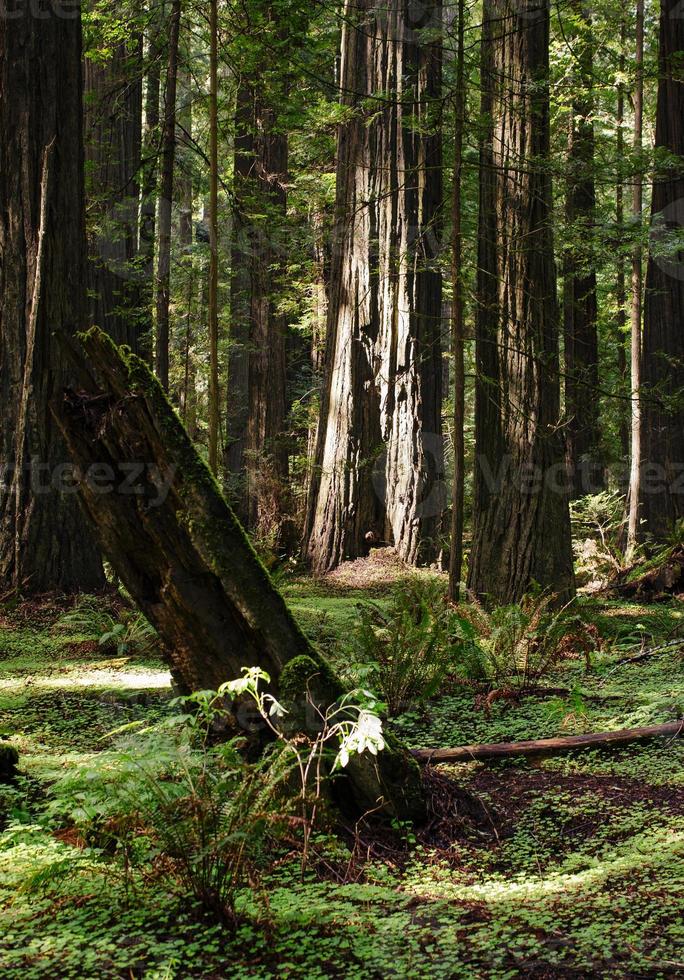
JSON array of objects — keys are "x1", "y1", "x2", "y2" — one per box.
[
  {"x1": 345, "y1": 580, "x2": 602, "y2": 712},
  {"x1": 40, "y1": 669, "x2": 385, "y2": 923},
  {"x1": 451, "y1": 592, "x2": 600, "y2": 692},
  {"x1": 570, "y1": 491, "x2": 629, "y2": 585},
  {"x1": 344, "y1": 577, "x2": 459, "y2": 714},
  {"x1": 56, "y1": 598, "x2": 158, "y2": 657}
]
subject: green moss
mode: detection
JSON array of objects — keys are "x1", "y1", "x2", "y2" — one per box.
[{"x1": 278, "y1": 654, "x2": 341, "y2": 720}]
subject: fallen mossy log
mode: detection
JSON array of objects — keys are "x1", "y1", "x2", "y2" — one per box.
[
  {"x1": 51, "y1": 328, "x2": 424, "y2": 820},
  {"x1": 411, "y1": 720, "x2": 683, "y2": 764}
]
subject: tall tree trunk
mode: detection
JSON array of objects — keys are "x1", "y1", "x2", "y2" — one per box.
[
  {"x1": 84, "y1": 37, "x2": 143, "y2": 351},
  {"x1": 0, "y1": 3, "x2": 103, "y2": 594},
  {"x1": 615, "y1": 25, "x2": 630, "y2": 465},
  {"x1": 640, "y1": 0, "x2": 684, "y2": 538},
  {"x1": 305, "y1": 0, "x2": 445, "y2": 574},
  {"x1": 139, "y1": 7, "x2": 162, "y2": 364},
  {"x1": 449, "y1": 0, "x2": 466, "y2": 600},
  {"x1": 563, "y1": 2, "x2": 602, "y2": 498},
  {"x1": 177, "y1": 69, "x2": 197, "y2": 438},
  {"x1": 207, "y1": 0, "x2": 220, "y2": 474},
  {"x1": 468, "y1": 0, "x2": 574, "y2": 604},
  {"x1": 226, "y1": 80, "x2": 289, "y2": 539},
  {"x1": 225, "y1": 83, "x2": 253, "y2": 517},
  {"x1": 626, "y1": 0, "x2": 645, "y2": 558},
  {"x1": 155, "y1": 0, "x2": 181, "y2": 390}
]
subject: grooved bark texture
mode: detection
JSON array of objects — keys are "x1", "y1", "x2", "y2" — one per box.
[
  {"x1": 640, "y1": 0, "x2": 684, "y2": 538},
  {"x1": 84, "y1": 39, "x2": 143, "y2": 351},
  {"x1": 52, "y1": 328, "x2": 425, "y2": 821},
  {"x1": 226, "y1": 83, "x2": 288, "y2": 538},
  {"x1": 0, "y1": 4, "x2": 103, "y2": 593},
  {"x1": 468, "y1": 0, "x2": 575, "y2": 604},
  {"x1": 306, "y1": 0, "x2": 444, "y2": 574}
]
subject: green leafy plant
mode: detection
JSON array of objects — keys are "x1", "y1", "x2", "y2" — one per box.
[
  {"x1": 345, "y1": 577, "x2": 458, "y2": 715},
  {"x1": 451, "y1": 592, "x2": 600, "y2": 694},
  {"x1": 43, "y1": 667, "x2": 386, "y2": 920},
  {"x1": 570, "y1": 491, "x2": 629, "y2": 584},
  {"x1": 98, "y1": 611, "x2": 157, "y2": 656},
  {"x1": 56, "y1": 600, "x2": 158, "y2": 657}
]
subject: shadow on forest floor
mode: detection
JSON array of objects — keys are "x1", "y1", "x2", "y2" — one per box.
[{"x1": 0, "y1": 579, "x2": 682, "y2": 979}]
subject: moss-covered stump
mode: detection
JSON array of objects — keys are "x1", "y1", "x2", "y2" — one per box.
[{"x1": 51, "y1": 328, "x2": 425, "y2": 821}]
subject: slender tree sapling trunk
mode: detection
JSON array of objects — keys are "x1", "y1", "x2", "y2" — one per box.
[
  {"x1": 615, "y1": 25, "x2": 630, "y2": 465},
  {"x1": 449, "y1": 0, "x2": 466, "y2": 600},
  {"x1": 626, "y1": 0, "x2": 645, "y2": 559},
  {"x1": 207, "y1": 0, "x2": 220, "y2": 474},
  {"x1": 139, "y1": 7, "x2": 162, "y2": 364}
]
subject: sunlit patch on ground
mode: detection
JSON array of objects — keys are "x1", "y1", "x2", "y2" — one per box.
[{"x1": 0, "y1": 588, "x2": 682, "y2": 978}]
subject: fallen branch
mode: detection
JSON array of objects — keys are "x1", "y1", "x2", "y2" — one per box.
[{"x1": 411, "y1": 719, "x2": 684, "y2": 764}]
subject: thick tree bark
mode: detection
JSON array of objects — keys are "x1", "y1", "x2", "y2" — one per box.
[
  {"x1": 84, "y1": 38, "x2": 143, "y2": 351},
  {"x1": 468, "y1": 0, "x2": 575, "y2": 604},
  {"x1": 139, "y1": 11, "x2": 162, "y2": 364},
  {"x1": 305, "y1": 0, "x2": 445, "y2": 574},
  {"x1": 226, "y1": 81, "x2": 289, "y2": 539},
  {"x1": 640, "y1": 0, "x2": 684, "y2": 539},
  {"x1": 563, "y1": 3, "x2": 602, "y2": 497},
  {"x1": 0, "y1": 3, "x2": 103, "y2": 594},
  {"x1": 155, "y1": 0, "x2": 181, "y2": 390},
  {"x1": 52, "y1": 327, "x2": 425, "y2": 821}
]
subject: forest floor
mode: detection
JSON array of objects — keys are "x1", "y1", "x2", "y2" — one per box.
[{"x1": 0, "y1": 566, "x2": 682, "y2": 979}]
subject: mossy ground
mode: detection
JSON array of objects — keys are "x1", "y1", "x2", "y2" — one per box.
[{"x1": 0, "y1": 579, "x2": 682, "y2": 979}]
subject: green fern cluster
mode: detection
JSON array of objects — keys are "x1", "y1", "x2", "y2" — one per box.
[
  {"x1": 451, "y1": 592, "x2": 598, "y2": 690},
  {"x1": 56, "y1": 598, "x2": 158, "y2": 657},
  {"x1": 345, "y1": 577, "x2": 459, "y2": 715},
  {"x1": 346, "y1": 581, "x2": 600, "y2": 712},
  {"x1": 42, "y1": 719, "x2": 296, "y2": 924}
]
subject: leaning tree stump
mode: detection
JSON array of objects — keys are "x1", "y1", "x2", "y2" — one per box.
[{"x1": 51, "y1": 328, "x2": 424, "y2": 820}]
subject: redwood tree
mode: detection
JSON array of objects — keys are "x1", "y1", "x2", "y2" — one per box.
[
  {"x1": 0, "y1": 2, "x2": 103, "y2": 593},
  {"x1": 84, "y1": 37, "x2": 143, "y2": 351},
  {"x1": 640, "y1": 0, "x2": 684, "y2": 538},
  {"x1": 225, "y1": 17, "x2": 289, "y2": 539},
  {"x1": 305, "y1": 0, "x2": 445, "y2": 573},
  {"x1": 155, "y1": 0, "x2": 181, "y2": 390},
  {"x1": 225, "y1": 92, "x2": 289, "y2": 536},
  {"x1": 468, "y1": 0, "x2": 575, "y2": 604}
]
